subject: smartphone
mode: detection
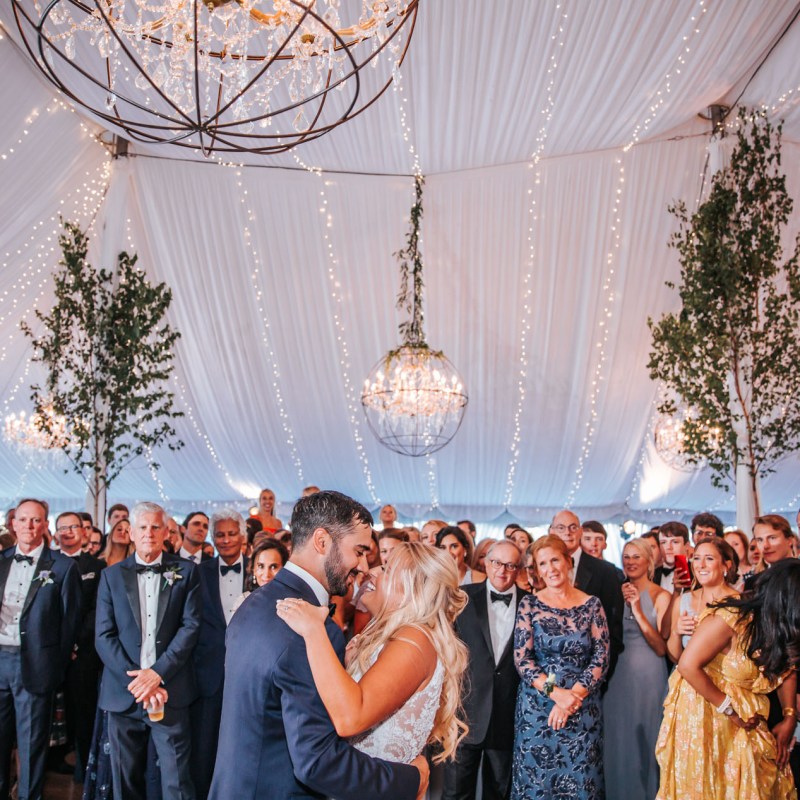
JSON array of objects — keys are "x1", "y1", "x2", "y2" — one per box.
[{"x1": 673, "y1": 554, "x2": 690, "y2": 580}]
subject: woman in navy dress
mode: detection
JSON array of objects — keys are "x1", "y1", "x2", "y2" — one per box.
[{"x1": 512, "y1": 535, "x2": 609, "y2": 800}]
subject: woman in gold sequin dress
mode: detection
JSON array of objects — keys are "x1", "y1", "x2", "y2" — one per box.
[{"x1": 656, "y1": 559, "x2": 800, "y2": 800}]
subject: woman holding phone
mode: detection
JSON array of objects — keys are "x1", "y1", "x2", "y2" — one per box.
[{"x1": 665, "y1": 538, "x2": 739, "y2": 665}]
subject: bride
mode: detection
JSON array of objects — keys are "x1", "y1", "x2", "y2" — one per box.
[{"x1": 276, "y1": 541, "x2": 469, "y2": 765}]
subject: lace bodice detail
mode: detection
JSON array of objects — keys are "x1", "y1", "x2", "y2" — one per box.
[{"x1": 347, "y1": 644, "x2": 444, "y2": 764}]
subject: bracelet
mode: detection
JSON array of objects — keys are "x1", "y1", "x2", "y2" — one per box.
[
  {"x1": 783, "y1": 707, "x2": 798, "y2": 718},
  {"x1": 716, "y1": 695, "x2": 732, "y2": 715}
]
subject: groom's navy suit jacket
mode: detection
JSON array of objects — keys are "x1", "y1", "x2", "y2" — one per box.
[
  {"x1": 208, "y1": 567, "x2": 419, "y2": 800},
  {"x1": 0, "y1": 545, "x2": 81, "y2": 693},
  {"x1": 95, "y1": 553, "x2": 201, "y2": 712}
]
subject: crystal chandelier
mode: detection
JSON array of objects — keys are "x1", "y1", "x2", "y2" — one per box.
[
  {"x1": 653, "y1": 403, "x2": 722, "y2": 472},
  {"x1": 361, "y1": 176, "x2": 468, "y2": 457},
  {"x1": 4, "y1": 401, "x2": 77, "y2": 451},
  {"x1": 10, "y1": 0, "x2": 419, "y2": 155}
]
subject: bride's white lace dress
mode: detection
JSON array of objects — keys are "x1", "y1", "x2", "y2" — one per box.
[{"x1": 347, "y1": 645, "x2": 444, "y2": 764}]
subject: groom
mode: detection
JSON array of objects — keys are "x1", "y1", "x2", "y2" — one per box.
[{"x1": 209, "y1": 490, "x2": 427, "y2": 800}]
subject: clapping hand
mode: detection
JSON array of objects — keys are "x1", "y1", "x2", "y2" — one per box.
[
  {"x1": 276, "y1": 597, "x2": 328, "y2": 638},
  {"x1": 675, "y1": 610, "x2": 697, "y2": 637}
]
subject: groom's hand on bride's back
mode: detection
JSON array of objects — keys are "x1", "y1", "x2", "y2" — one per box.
[{"x1": 411, "y1": 754, "x2": 430, "y2": 800}]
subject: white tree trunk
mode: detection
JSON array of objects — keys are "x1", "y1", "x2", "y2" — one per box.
[{"x1": 727, "y1": 370, "x2": 760, "y2": 531}]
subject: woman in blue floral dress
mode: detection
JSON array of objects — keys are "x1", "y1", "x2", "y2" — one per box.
[{"x1": 512, "y1": 535, "x2": 610, "y2": 800}]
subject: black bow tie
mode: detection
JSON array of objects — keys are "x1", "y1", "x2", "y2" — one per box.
[
  {"x1": 661, "y1": 566, "x2": 675, "y2": 576},
  {"x1": 13, "y1": 554, "x2": 33, "y2": 565},
  {"x1": 220, "y1": 562, "x2": 241, "y2": 576},
  {"x1": 136, "y1": 564, "x2": 163, "y2": 575},
  {"x1": 490, "y1": 591, "x2": 512, "y2": 607},
  {"x1": 328, "y1": 602, "x2": 337, "y2": 619}
]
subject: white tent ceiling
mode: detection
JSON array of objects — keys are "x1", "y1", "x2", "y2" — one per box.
[{"x1": 0, "y1": 1, "x2": 799, "y2": 524}]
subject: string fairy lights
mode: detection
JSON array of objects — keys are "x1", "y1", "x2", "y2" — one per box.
[
  {"x1": 503, "y1": 3, "x2": 569, "y2": 509},
  {"x1": 288, "y1": 149, "x2": 380, "y2": 506},
  {"x1": 234, "y1": 167, "x2": 306, "y2": 487}
]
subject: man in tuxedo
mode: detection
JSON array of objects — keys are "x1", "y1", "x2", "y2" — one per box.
[
  {"x1": 209, "y1": 490, "x2": 427, "y2": 800},
  {"x1": 443, "y1": 540, "x2": 524, "y2": 800},
  {"x1": 190, "y1": 509, "x2": 248, "y2": 799},
  {"x1": 179, "y1": 512, "x2": 210, "y2": 565},
  {"x1": 54, "y1": 511, "x2": 105, "y2": 779},
  {"x1": 550, "y1": 510, "x2": 624, "y2": 680},
  {"x1": 690, "y1": 512, "x2": 723, "y2": 544},
  {"x1": 0, "y1": 498, "x2": 81, "y2": 800},
  {"x1": 654, "y1": 521, "x2": 692, "y2": 593},
  {"x1": 106, "y1": 503, "x2": 129, "y2": 532},
  {"x1": 96, "y1": 501, "x2": 201, "y2": 800}
]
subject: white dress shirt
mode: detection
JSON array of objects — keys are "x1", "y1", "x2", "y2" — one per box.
[
  {"x1": 486, "y1": 582, "x2": 516, "y2": 664},
  {"x1": 135, "y1": 553, "x2": 163, "y2": 670},
  {"x1": 281, "y1": 561, "x2": 329, "y2": 607},
  {"x1": 0, "y1": 542, "x2": 45, "y2": 647},
  {"x1": 219, "y1": 555, "x2": 244, "y2": 626},
  {"x1": 178, "y1": 546, "x2": 202, "y2": 565}
]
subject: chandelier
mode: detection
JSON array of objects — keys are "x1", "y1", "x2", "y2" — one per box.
[
  {"x1": 653, "y1": 404, "x2": 722, "y2": 472},
  {"x1": 361, "y1": 176, "x2": 468, "y2": 457},
  {"x1": 10, "y1": 0, "x2": 419, "y2": 156},
  {"x1": 4, "y1": 402, "x2": 78, "y2": 451}
]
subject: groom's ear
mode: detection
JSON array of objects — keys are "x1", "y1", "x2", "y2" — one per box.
[{"x1": 311, "y1": 527, "x2": 331, "y2": 555}]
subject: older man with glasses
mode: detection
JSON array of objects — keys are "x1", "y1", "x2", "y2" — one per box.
[
  {"x1": 443, "y1": 540, "x2": 525, "y2": 800},
  {"x1": 549, "y1": 509, "x2": 624, "y2": 683}
]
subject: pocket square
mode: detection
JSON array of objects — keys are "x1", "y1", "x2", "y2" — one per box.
[{"x1": 81, "y1": 572, "x2": 96, "y2": 580}]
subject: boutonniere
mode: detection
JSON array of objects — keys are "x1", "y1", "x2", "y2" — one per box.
[
  {"x1": 36, "y1": 570, "x2": 54, "y2": 586},
  {"x1": 162, "y1": 565, "x2": 184, "y2": 588}
]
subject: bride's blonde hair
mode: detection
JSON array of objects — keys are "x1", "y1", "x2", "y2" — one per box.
[{"x1": 349, "y1": 542, "x2": 469, "y2": 763}]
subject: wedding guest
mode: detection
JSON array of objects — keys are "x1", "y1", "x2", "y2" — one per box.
[
  {"x1": 603, "y1": 539, "x2": 670, "y2": 800},
  {"x1": 748, "y1": 535, "x2": 762, "y2": 569},
  {"x1": 278, "y1": 541, "x2": 468, "y2": 774},
  {"x1": 201, "y1": 542, "x2": 215, "y2": 559},
  {"x1": 0, "y1": 533, "x2": 15, "y2": 551},
  {"x1": 245, "y1": 516, "x2": 262, "y2": 544},
  {"x1": 301, "y1": 485, "x2": 320, "y2": 497},
  {"x1": 274, "y1": 528, "x2": 293, "y2": 555},
  {"x1": 251, "y1": 539, "x2": 289, "y2": 588},
  {"x1": 512, "y1": 535, "x2": 609, "y2": 800},
  {"x1": 508, "y1": 527, "x2": 532, "y2": 553},
  {"x1": 191, "y1": 509, "x2": 248, "y2": 799},
  {"x1": 580, "y1": 521, "x2": 609, "y2": 560},
  {"x1": 443, "y1": 541, "x2": 524, "y2": 800},
  {"x1": 642, "y1": 529, "x2": 663, "y2": 569},
  {"x1": 251, "y1": 488, "x2": 282, "y2": 534},
  {"x1": 55, "y1": 511, "x2": 105, "y2": 781},
  {"x1": 106, "y1": 504, "x2": 129, "y2": 533},
  {"x1": 471, "y1": 538, "x2": 496, "y2": 576},
  {"x1": 166, "y1": 517, "x2": 183, "y2": 553},
  {"x1": 690, "y1": 511, "x2": 724, "y2": 544},
  {"x1": 517, "y1": 544, "x2": 537, "y2": 594},
  {"x1": 656, "y1": 559, "x2": 800, "y2": 800},
  {"x1": 503, "y1": 524, "x2": 524, "y2": 540},
  {"x1": 80, "y1": 512, "x2": 94, "y2": 544},
  {"x1": 379, "y1": 504, "x2": 398, "y2": 530},
  {"x1": 664, "y1": 538, "x2": 738, "y2": 664},
  {"x1": 98, "y1": 518, "x2": 134, "y2": 567},
  {"x1": 95, "y1": 501, "x2": 201, "y2": 800},
  {"x1": 655, "y1": 521, "x2": 692, "y2": 593},
  {"x1": 724, "y1": 529, "x2": 750, "y2": 590},
  {"x1": 403, "y1": 526, "x2": 422, "y2": 543},
  {"x1": 436, "y1": 526, "x2": 484, "y2": 586},
  {"x1": 378, "y1": 529, "x2": 408, "y2": 564},
  {"x1": 0, "y1": 498, "x2": 81, "y2": 800},
  {"x1": 549, "y1": 509, "x2": 623, "y2": 680},
  {"x1": 457, "y1": 520, "x2": 477, "y2": 541},
  {"x1": 86, "y1": 526, "x2": 104, "y2": 557},
  {"x1": 209, "y1": 490, "x2": 427, "y2": 800},
  {"x1": 179, "y1": 511, "x2": 210, "y2": 564},
  {"x1": 421, "y1": 519, "x2": 447, "y2": 546}
]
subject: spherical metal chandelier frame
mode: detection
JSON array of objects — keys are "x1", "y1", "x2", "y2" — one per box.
[
  {"x1": 10, "y1": 0, "x2": 419, "y2": 156},
  {"x1": 361, "y1": 345, "x2": 468, "y2": 458},
  {"x1": 653, "y1": 404, "x2": 722, "y2": 473}
]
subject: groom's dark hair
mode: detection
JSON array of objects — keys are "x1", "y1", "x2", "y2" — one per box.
[{"x1": 289, "y1": 490, "x2": 373, "y2": 549}]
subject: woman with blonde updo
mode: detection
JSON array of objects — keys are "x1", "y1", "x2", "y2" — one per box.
[{"x1": 277, "y1": 542, "x2": 469, "y2": 765}]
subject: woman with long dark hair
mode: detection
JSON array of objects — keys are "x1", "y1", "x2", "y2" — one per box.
[{"x1": 656, "y1": 558, "x2": 800, "y2": 800}]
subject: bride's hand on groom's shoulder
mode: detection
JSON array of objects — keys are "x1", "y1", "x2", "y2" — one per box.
[{"x1": 276, "y1": 597, "x2": 328, "y2": 638}]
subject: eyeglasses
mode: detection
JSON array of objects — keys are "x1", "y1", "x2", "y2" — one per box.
[
  {"x1": 487, "y1": 559, "x2": 520, "y2": 572},
  {"x1": 56, "y1": 524, "x2": 83, "y2": 533},
  {"x1": 551, "y1": 524, "x2": 580, "y2": 534}
]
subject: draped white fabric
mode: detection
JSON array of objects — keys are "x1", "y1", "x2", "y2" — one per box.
[{"x1": 0, "y1": 2, "x2": 799, "y2": 524}]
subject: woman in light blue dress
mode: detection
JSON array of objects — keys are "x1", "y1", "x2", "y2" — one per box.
[{"x1": 602, "y1": 538, "x2": 671, "y2": 800}]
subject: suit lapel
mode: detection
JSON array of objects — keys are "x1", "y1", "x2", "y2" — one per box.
[
  {"x1": 156, "y1": 557, "x2": 178, "y2": 634},
  {"x1": 209, "y1": 559, "x2": 225, "y2": 624},
  {"x1": 496, "y1": 587, "x2": 525, "y2": 667},
  {"x1": 473, "y1": 587, "x2": 494, "y2": 658},
  {"x1": 121, "y1": 558, "x2": 143, "y2": 634},
  {"x1": 0, "y1": 549, "x2": 13, "y2": 601},
  {"x1": 574, "y1": 553, "x2": 593, "y2": 593},
  {"x1": 21, "y1": 548, "x2": 53, "y2": 618}
]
